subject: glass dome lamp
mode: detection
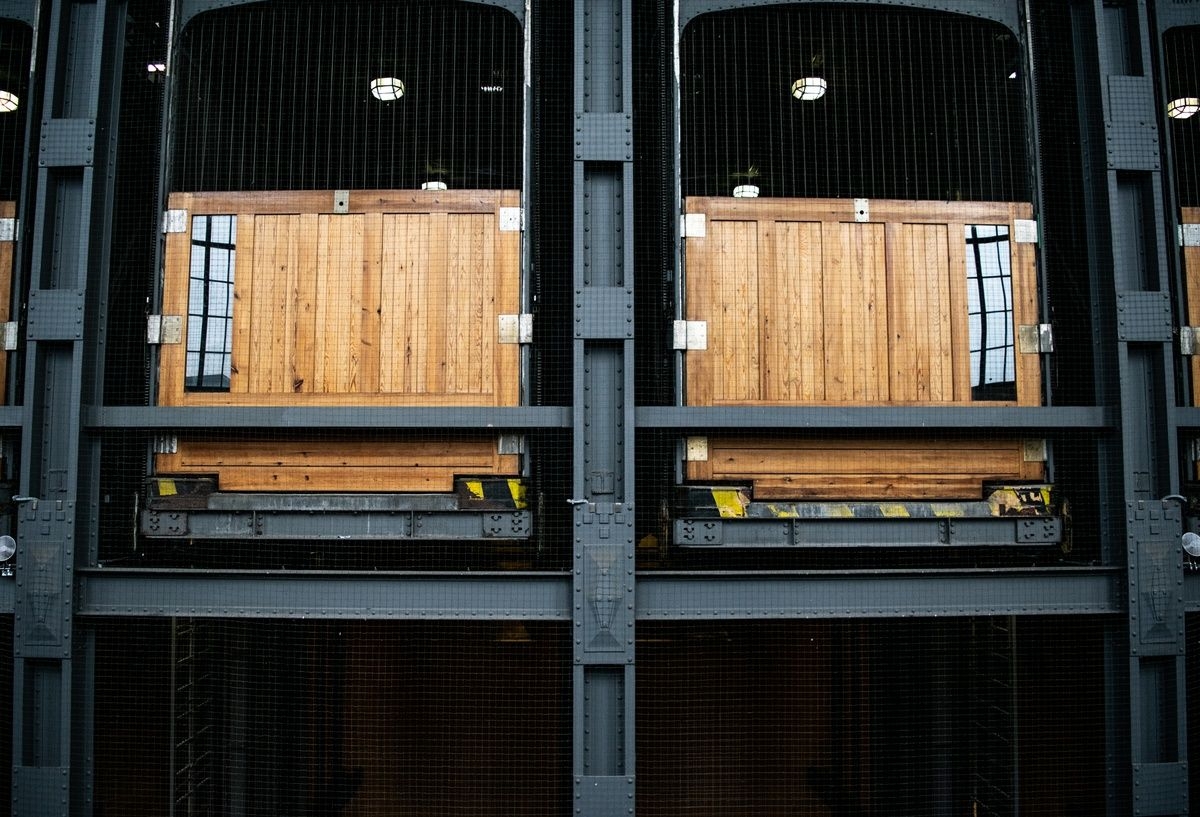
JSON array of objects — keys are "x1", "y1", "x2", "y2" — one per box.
[
  {"x1": 791, "y1": 76, "x2": 826, "y2": 101},
  {"x1": 1167, "y1": 96, "x2": 1200, "y2": 120},
  {"x1": 370, "y1": 77, "x2": 405, "y2": 101}
]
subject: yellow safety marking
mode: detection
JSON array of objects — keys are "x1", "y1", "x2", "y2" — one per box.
[
  {"x1": 465, "y1": 480, "x2": 485, "y2": 500},
  {"x1": 828, "y1": 505, "x2": 855, "y2": 518},
  {"x1": 880, "y1": 504, "x2": 911, "y2": 518},
  {"x1": 712, "y1": 489, "x2": 747, "y2": 518},
  {"x1": 764, "y1": 504, "x2": 798, "y2": 519},
  {"x1": 933, "y1": 505, "x2": 967, "y2": 518},
  {"x1": 508, "y1": 479, "x2": 528, "y2": 509},
  {"x1": 157, "y1": 479, "x2": 177, "y2": 497}
]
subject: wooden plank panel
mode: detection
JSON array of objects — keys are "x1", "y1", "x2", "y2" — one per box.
[
  {"x1": 823, "y1": 221, "x2": 888, "y2": 402},
  {"x1": 380, "y1": 214, "x2": 430, "y2": 394},
  {"x1": 247, "y1": 215, "x2": 302, "y2": 393},
  {"x1": 495, "y1": 191, "x2": 522, "y2": 406},
  {"x1": 0, "y1": 201, "x2": 13, "y2": 404},
  {"x1": 425, "y1": 211, "x2": 449, "y2": 395},
  {"x1": 684, "y1": 223, "x2": 714, "y2": 406},
  {"x1": 706, "y1": 220, "x2": 760, "y2": 402},
  {"x1": 946, "y1": 222, "x2": 972, "y2": 402},
  {"x1": 292, "y1": 213, "x2": 319, "y2": 393},
  {"x1": 229, "y1": 211, "x2": 254, "y2": 394},
  {"x1": 360, "y1": 212, "x2": 383, "y2": 395},
  {"x1": 313, "y1": 214, "x2": 365, "y2": 393},
  {"x1": 157, "y1": 195, "x2": 193, "y2": 405},
  {"x1": 887, "y1": 223, "x2": 953, "y2": 401},
  {"x1": 1186, "y1": 207, "x2": 1200, "y2": 405},
  {"x1": 445, "y1": 214, "x2": 491, "y2": 394},
  {"x1": 764, "y1": 220, "x2": 824, "y2": 401},
  {"x1": 1010, "y1": 204, "x2": 1042, "y2": 407}
]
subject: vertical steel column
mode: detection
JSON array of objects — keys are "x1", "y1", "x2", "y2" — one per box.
[
  {"x1": 11, "y1": 1, "x2": 123, "y2": 815},
  {"x1": 571, "y1": 0, "x2": 636, "y2": 815},
  {"x1": 1072, "y1": 1, "x2": 1188, "y2": 814}
]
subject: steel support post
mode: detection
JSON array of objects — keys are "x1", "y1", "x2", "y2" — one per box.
[
  {"x1": 11, "y1": 1, "x2": 124, "y2": 815},
  {"x1": 571, "y1": 0, "x2": 637, "y2": 814},
  {"x1": 1072, "y1": 1, "x2": 1188, "y2": 814}
]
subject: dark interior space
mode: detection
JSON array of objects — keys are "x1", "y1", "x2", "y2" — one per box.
[
  {"x1": 679, "y1": 4, "x2": 1029, "y2": 202},
  {"x1": 94, "y1": 619, "x2": 572, "y2": 817},
  {"x1": 171, "y1": 0, "x2": 522, "y2": 193},
  {"x1": 637, "y1": 617, "x2": 1107, "y2": 817},
  {"x1": 1163, "y1": 25, "x2": 1200, "y2": 208}
]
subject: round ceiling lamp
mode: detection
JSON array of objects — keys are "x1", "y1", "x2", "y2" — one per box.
[
  {"x1": 370, "y1": 77, "x2": 405, "y2": 101},
  {"x1": 1167, "y1": 97, "x2": 1199, "y2": 120},
  {"x1": 0, "y1": 91, "x2": 18, "y2": 113},
  {"x1": 791, "y1": 77, "x2": 827, "y2": 101}
]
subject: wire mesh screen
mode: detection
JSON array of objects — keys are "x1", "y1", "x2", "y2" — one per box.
[
  {"x1": 1165, "y1": 25, "x2": 1200, "y2": 208},
  {"x1": 0, "y1": 20, "x2": 30, "y2": 203},
  {"x1": 638, "y1": 617, "x2": 1107, "y2": 817},
  {"x1": 171, "y1": 1, "x2": 522, "y2": 193},
  {"x1": 679, "y1": 5, "x2": 1030, "y2": 201},
  {"x1": 94, "y1": 619, "x2": 571, "y2": 816}
]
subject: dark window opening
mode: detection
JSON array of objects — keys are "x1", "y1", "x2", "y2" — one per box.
[
  {"x1": 680, "y1": 4, "x2": 1031, "y2": 202},
  {"x1": 171, "y1": 1, "x2": 523, "y2": 193},
  {"x1": 185, "y1": 215, "x2": 236, "y2": 391},
  {"x1": 965, "y1": 224, "x2": 1017, "y2": 401}
]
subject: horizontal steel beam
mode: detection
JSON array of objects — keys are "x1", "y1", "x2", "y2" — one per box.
[
  {"x1": 76, "y1": 570, "x2": 572, "y2": 620},
  {"x1": 72, "y1": 567, "x2": 1122, "y2": 620},
  {"x1": 0, "y1": 406, "x2": 22, "y2": 428},
  {"x1": 674, "y1": 516, "x2": 1062, "y2": 547},
  {"x1": 635, "y1": 568, "x2": 1123, "y2": 618},
  {"x1": 637, "y1": 406, "x2": 1113, "y2": 430},
  {"x1": 1173, "y1": 407, "x2": 1200, "y2": 429},
  {"x1": 86, "y1": 405, "x2": 572, "y2": 430}
]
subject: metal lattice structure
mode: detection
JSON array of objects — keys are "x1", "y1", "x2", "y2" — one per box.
[{"x1": 0, "y1": 0, "x2": 1196, "y2": 815}]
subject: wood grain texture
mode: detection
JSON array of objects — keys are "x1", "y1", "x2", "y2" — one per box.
[
  {"x1": 1184, "y1": 208, "x2": 1200, "y2": 406},
  {"x1": 684, "y1": 197, "x2": 1040, "y2": 408},
  {"x1": 157, "y1": 190, "x2": 522, "y2": 490}
]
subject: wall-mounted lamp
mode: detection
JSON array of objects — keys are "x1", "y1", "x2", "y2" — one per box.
[
  {"x1": 733, "y1": 185, "x2": 759, "y2": 198},
  {"x1": 1167, "y1": 97, "x2": 1199, "y2": 120},
  {"x1": 791, "y1": 77, "x2": 827, "y2": 101},
  {"x1": 370, "y1": 77, "x2": 405, "y2": 101}
]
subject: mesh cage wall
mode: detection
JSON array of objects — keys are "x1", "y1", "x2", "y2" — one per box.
[
  {"x1": 679, "y1": 5, "x2": 1030, "y2": 202},
  {"x1": 93, "y1": 619, "x2": 571, "y2": 816},
  {"x1": 0, "y1": 20, "x2": 30, "y2": 203},
  {"x1": 1164, "y1": 25, "x2": 1200, "y2": 208},
  {"x1": 171, "y1": 1, "x2": 522, "y2": 193},
  {"x1": 638, "y1": 617, "x2": 1107, "y2": 817}
]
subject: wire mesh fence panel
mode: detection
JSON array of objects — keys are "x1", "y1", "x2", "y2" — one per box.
[{"x1": 93, "y1": 618, "x2": 571, "y2": 817}]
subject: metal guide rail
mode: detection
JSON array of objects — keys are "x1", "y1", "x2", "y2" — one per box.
[
  {"x1": 674, "y1": 485, "x2": 1063, "y2": 548},
  {"x1": 141, "y1": 477, "x2": 530, "y2": 541}
]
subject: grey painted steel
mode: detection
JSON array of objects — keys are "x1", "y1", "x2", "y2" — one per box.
[
  {"x1": 572, "y1": 0, "x2": 638, "y2": 811},
  {"x1": 174, "y1": 0, "x2": 526, "y2": 30},
  {"x1": 140, "y1": 508, "x2": 532, "y2": 540},
  {"x1": 76, "y1": 570, "x2": 572, "y2": 620},
  {"x1": 86, "y1": 405, "x2": 571, "y2": 429},
  {"x1": 13, "y1": 0, "x2": 126, "y2": 814},
  {"x1": 1075, "y1": 1, "x2": 1188, "y2": 813},
  {"x1": 72, "y1": 569, "x2": 1124, "y2": 619},
  {"x1": 636, "y1": 568, "x2": 1124, "y2": 619},
  {"x1": 0, "y1": 406, "x2": 22, "y2": 427},
  {"x1": 636, "y1": 405, "x2": 1113, "y2": 429},
  {"x1": 0, "y1": 577, "x2": 10, "y2": 613},
  {"x1": 678, "y1": 0, "x2": 1020, "y2": 36},
  {"x1": 0, "y1": 0, "x2": 34, "y2": 25},
  {"x1": 1154, "y1": 0, "x2": 1200, "y2": 35},
  {"x1": 1186, "y1": 572, "x2": 1200, "y2": 612},
  {"x1": 673, "y1": 516, "x2": 1063, "y2": 547}
]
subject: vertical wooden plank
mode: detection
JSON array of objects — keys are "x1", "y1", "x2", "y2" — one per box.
[
  {"x1": 495, "y1": 191, "x2": 521, "y2": 407},
  {"x1": 157, "y1": 193, "x2": 192, "y2": 405},
  {"x1": 887, "y1": 223, "x2": 952, "y2": 402},
  {"x1": 825, "y1": 221, "x2": 888, "y2": 402},
  {"x1": 684, "y1": 203, "x2": 713, "y2": 406},
  {"x1": 292, "y1": 213, "x2": 319, "y2": 393},
  {"x1": 709, "y1": 220, "x2": 760, "y2": 402},
  {"x1": 0, "y1": 201, "x2": 13, "y2": 404},
  {"x1": 946, "y1": 222, "x2": 972, "y2": 402},
  {"x1": 314, "y1": 214, "x2": 364, "y2": 393},
  {"x1": 1010, "y1": 208, "x2": 1042, "y2": 407},
  {"x1": 925, "y1": 223, "x2": 954, "y2": 401},
  {"x1": 360, "y1": 212, "x2": 383, "y2": 395},
  {"x1": 445, "y1": 214, "x2": 489, "y2": 395},
  {"x1": 426, "y1": 211, "x2": 449, "y2": 395},
  {"x1": 248, "y1": 215, "x2": 297, "y2": 394},
  {"x1": 380, "y1": 214, "x2": 430, "y2": 394},
  {"x1": 229, "y1": 211, "x2": 254, "y2": 394},
  {"x1": 765, "y1": 220, "x2": 824, "y2": 401}
]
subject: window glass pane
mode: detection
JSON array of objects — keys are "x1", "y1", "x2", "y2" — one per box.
[
  {"x1": 965, "y1": 224, "x2": 1017, "y2": 401},
  {"x1": 185, "y1": 215, "x2": 237, "y2": 391}
]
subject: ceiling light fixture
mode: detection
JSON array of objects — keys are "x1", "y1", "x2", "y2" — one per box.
[
  {"x1": 733, "y1": 184, "x2": 759, "y2": 198},
  {"x1": 0, "y1": 91, "x2": 18, "y2": 113},
  {"x1": 370, "y1": 77, "x2": 405, "y2": 101},
  {"x1": 421, "y1": 181, "x2": 448, "y2": 191},
  {"x1": 147, "y1": 62, "x2": 166, "y2": 74},
  {"x1": 1167, "y1": 97, "x2": 1200, "y2": 120},
  {"x1": 791, "y1": 77, "x2": 827, "y2": 101}
]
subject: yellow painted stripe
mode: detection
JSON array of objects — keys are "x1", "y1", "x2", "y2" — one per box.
[
  {"x1": 880, "y1": 504, "x2": 911, "y2": 518},
  {"x1": 712, "y1": 489, "x2": 746, "y2": 518},
  {"x1": 465, "y1": 480, "x2": 485, "y2": 500},
  {"x1": 764, "y1": 504, "x2": 799, "y2": 519},
  {"x1": 508, "y1": 479, "x2": 528, "y2": 509},
  {"x1": 157, "y1": 479, "x2": 177, "y2": 497}
]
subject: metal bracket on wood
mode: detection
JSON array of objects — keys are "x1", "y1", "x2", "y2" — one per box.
[
  {"x1": 146, "y1": 315, "x2": 182, "y2": 345},
  {"x1": 853, "y1": 198, "x2": 869, "y2": 222},
  {"x1": 685, "y1": 436, "x2": 708, "y2": 462},
  {"x1": 2, "y1": 322, "x2": 18, "y2": 351},
  {"x1": 1014, "y1": 219, "x2": 1039, "y2": 244},
  {"x1": 1018, "y1": 323, "x2": 1055, "y2": 353},
  {"x1": 0, "y1": 217, "x2": 17, "y2": 241},
  {"x1": 680, "y1": 213, "x2": 706, "y2": 237},
  {"x1": 672, "y1": 320, "x2": 707, "y2": 350},
  {"x1": 498, "y1": 313, "x2": 533, "y2": 344},
  {"x1": 1179, "y1": 224, "x2": 1200, "y2": 247},
  {"x1": 163, "y1": 209, "x2": 187, "y2": 233},
  {"x1": 499, "y1": 207, "x2": 523, "y2": 232}
]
